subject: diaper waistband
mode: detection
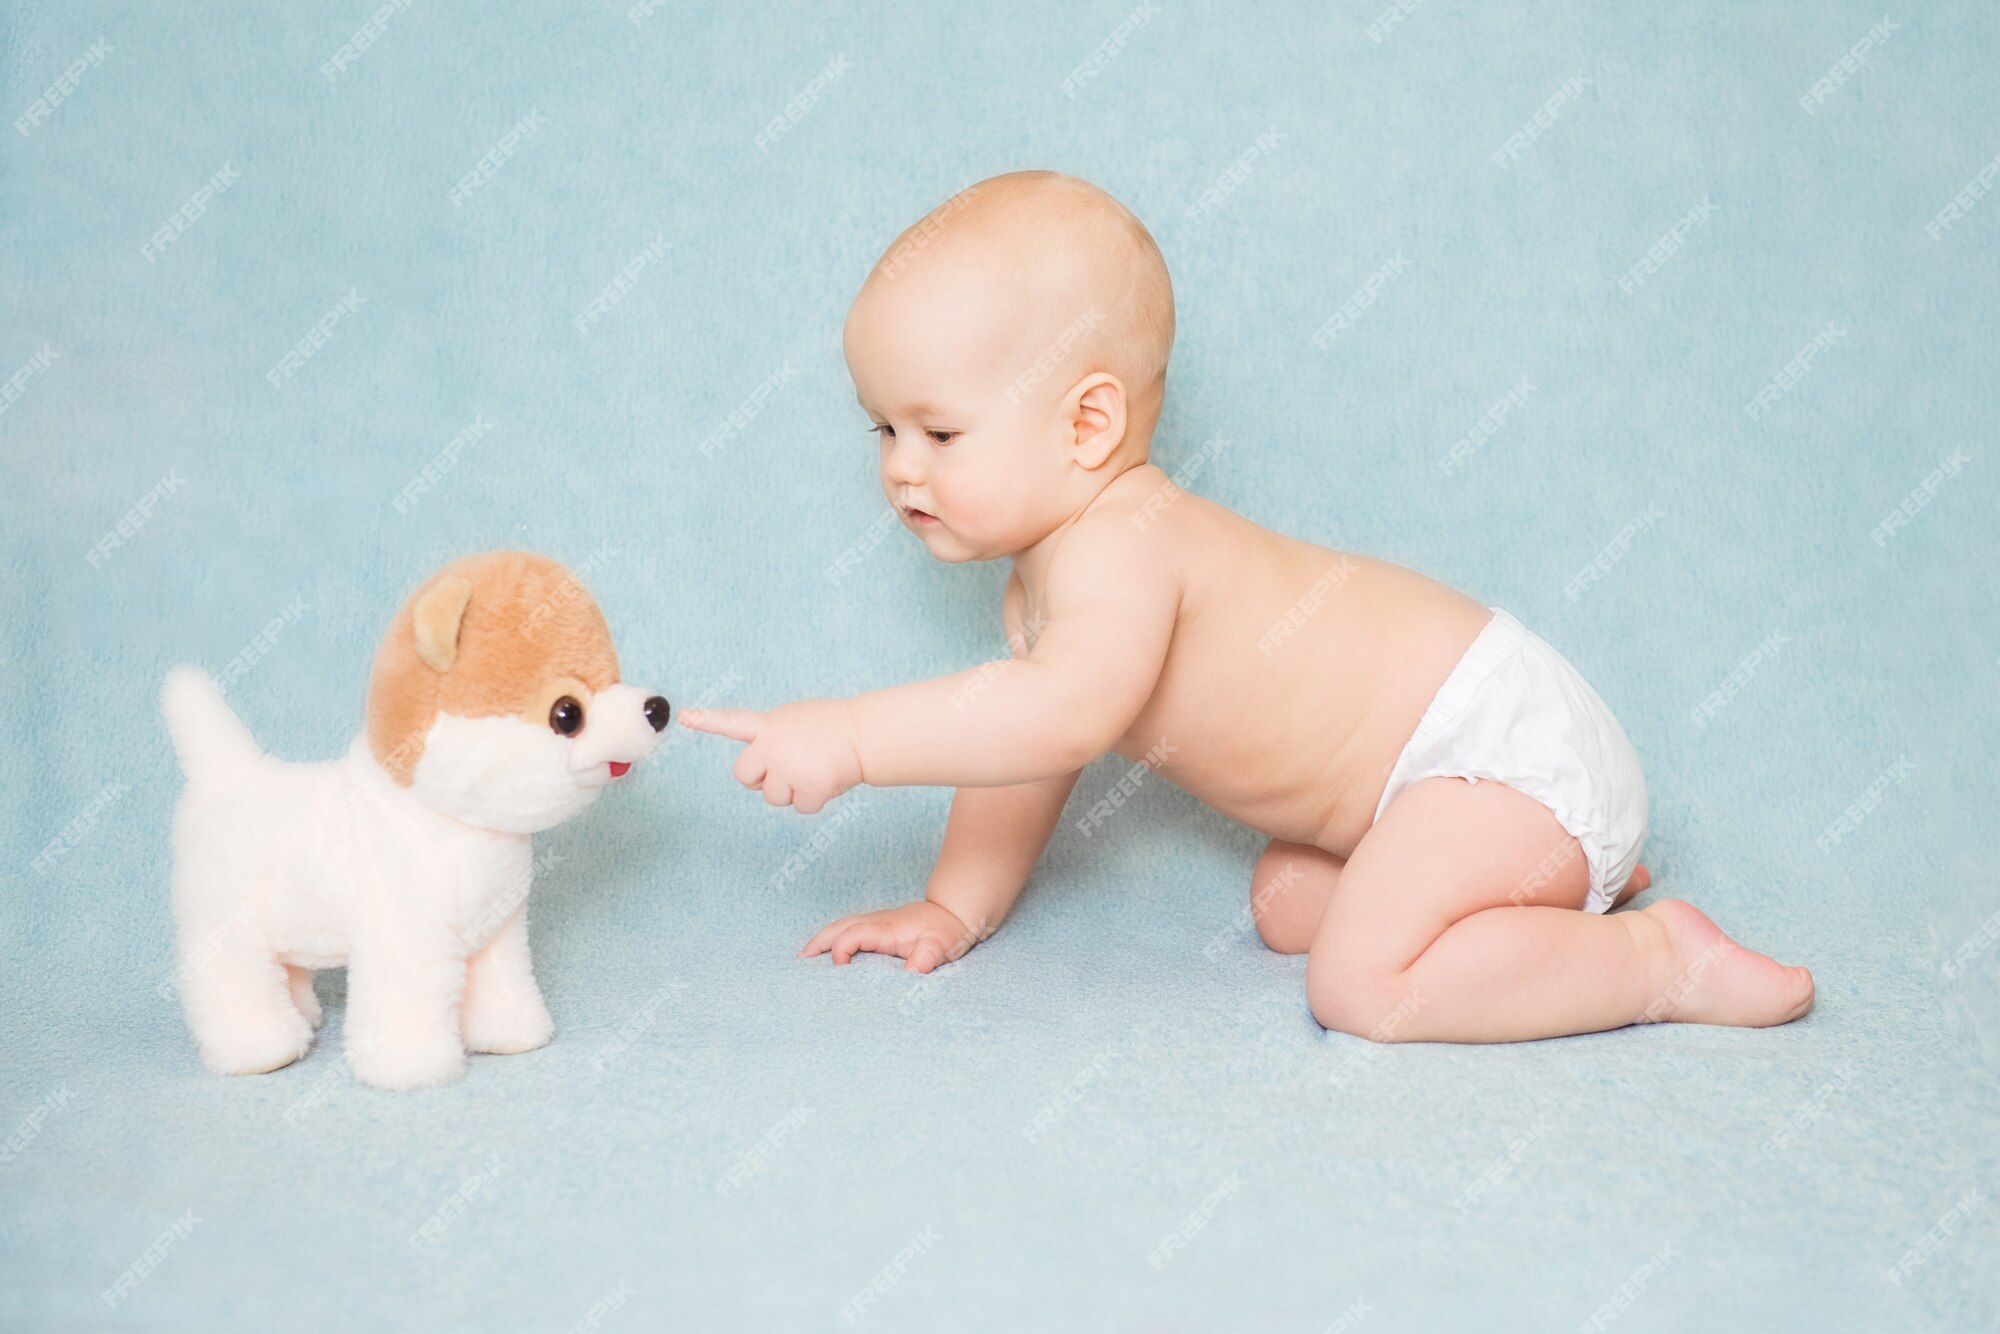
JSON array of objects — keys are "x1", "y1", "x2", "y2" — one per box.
[{"x1": 1407, "y1": 608, "x2": 1525, "y2": 747}]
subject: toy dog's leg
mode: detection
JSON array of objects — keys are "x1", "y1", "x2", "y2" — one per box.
[
  {"x1": 343, "y1": 932, "x2": 470, "y2": 1091},
  {"x1": 463, "y1": 908, "x2": 554, "y2": 1055},
  {"x1": 179, "y1": 933, "x2": 314, "y2": 1076},
  {"x1": 285, "y1": 965, "x2": 323, "y2": 1030}
]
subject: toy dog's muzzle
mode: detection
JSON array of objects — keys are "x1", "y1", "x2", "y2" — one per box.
[{"x1": 569, "y1": 683, "x2": 671, "y2": 784}]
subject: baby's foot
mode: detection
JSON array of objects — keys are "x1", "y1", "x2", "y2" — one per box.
[
  {"x1": 1638, "y1": 899, "x2": 1814, "y2": 1028},
  {"x1": 1611, "y1": 863, "x2": 1652, "y2": 907}
]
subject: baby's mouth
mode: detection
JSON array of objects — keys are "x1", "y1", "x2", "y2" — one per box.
[{"x1": 901, "y1": 503, "x2": 940, "y2": 525}]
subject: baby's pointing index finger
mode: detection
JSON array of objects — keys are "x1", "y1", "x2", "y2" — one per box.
[{"x1": 677, "y1": 707, "x2": 763, "y2": 742}]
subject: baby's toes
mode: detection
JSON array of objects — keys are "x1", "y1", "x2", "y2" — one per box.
[{"x1": 1644, "y1": 899, "x2": 1814, "y2": 1028}]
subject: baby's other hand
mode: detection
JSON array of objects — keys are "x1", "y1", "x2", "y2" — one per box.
[
  {"x1": 680, "y1": 699, "x2": 863, "y2": 814},
  {"x1": 800, "y1": 900, "x2": 977, "y2": 973}
]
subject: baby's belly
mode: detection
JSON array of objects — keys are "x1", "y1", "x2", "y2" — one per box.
[
  {"x1": 1116, "y1": 575, "x2": 1491, "y2": 854},
  {"x1": 1109, "y1": 715, "x2": 1405, "y2": 853}
]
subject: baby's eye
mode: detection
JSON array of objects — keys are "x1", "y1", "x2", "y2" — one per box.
[
  {"x1": 926, "y1": 429, "x2": 959, "y2": 445},
  {"x1": 867, "y1": 422, "x2": 894, "y2": 439}
]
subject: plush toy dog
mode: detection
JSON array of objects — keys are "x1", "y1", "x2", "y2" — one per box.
[{"x1": 161, "y1": 551, "x2": 670, "y2": 1090}]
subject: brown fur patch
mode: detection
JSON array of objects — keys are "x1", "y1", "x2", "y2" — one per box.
[{"x1": 366, "y1": 552, "x2": 621, "y2": 784}]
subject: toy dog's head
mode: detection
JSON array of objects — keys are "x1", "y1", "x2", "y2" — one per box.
[{"x1": 365, "y1": 551, "x2": 669, "y2": 834}]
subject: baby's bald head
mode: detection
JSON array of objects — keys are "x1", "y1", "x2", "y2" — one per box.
[{"x1": 850, "y1": 171, "x2": 1176, "y2": 448}]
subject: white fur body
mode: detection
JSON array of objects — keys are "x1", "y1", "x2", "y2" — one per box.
[{"x1": 162, "y1": 666, "x2": 660, "y2": 1090}]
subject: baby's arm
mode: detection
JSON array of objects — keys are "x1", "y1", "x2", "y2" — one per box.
[
  {"x1": 800, "y1": 769, "x2": 1080, "y2": 971},
  {"x1": 848, "y1": 517, "x2": 1179, "y2": 788},
  {"x1": 798, "y1": 569, "x2": 1087, "y2": 970},
  {"x1": 681, "y1": 516, "x2": 1178, "y2": 810}
]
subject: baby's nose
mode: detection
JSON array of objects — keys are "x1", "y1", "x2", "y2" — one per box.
[{"x1": 881, "y1": 432, "x2": 926, "y2": 484}]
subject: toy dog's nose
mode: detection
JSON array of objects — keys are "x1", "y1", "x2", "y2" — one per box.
[{"x1": 643, "y1": 696, "x2": 671, "y2": 732}]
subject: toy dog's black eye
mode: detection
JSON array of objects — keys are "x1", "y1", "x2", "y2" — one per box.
[
  {"x1": 643, "y1": 696, "x2": 671, "y2": 732},
  {"x1": 549, "y1": 696, "x2": 584, "y2": 735}
]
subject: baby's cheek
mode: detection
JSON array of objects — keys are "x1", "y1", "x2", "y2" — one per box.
[
  {"x1": 941, "y1": 487, "x2": 979, "y2": 524},
  {"x1": 952, "y1": 496, "x2": 1006, "y2": 545},
  {"x1": 966, "y1": 480, "x2": 1037, "y2": 534}
]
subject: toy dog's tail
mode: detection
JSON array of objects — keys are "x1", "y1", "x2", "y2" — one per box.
[{"x1": 162, "y1": 666, "x2": 264, "y2": 779}]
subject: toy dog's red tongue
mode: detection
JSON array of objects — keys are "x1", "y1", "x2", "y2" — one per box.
[{"x1": 608, "y1": 761, "x2": 632, "y2": 778}]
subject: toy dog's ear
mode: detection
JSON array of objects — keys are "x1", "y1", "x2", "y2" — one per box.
[{"x1": 412, "y1": 575, "x2": 473, "y2": 673}]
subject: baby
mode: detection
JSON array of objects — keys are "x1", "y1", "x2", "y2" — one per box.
[{"x1": 684, "y1": 171, "x2": 1815, "y2": 1043}]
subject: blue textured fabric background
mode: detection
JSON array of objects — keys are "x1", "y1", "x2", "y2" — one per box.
[{"x1": 4, "y1": 3, "x2": 1996, "y2": 1330}]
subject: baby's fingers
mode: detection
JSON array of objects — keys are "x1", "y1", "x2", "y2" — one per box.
[
  {"x1": 800, "y1": 916, "x2": 862, "y2": 957},
  {"x1": 829, "y1": 922, "x2": 892, "y2": 965},
  {"x1": 904, "y1": 936, "x2": 948, "y2": 974},
  {"x1": 680, "y1": 707, "x2": 763, "y2": 742}
]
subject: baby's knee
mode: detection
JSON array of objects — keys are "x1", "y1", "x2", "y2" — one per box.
[
  {"x1": 1253, "y1": 912, "x2": 1296, "y2": 955},
  {"x1": 1249, "y1": 839, "x2": 1335, "y2": 955},
  {"x1": 1251, "y1": 879, "x2": 1304, "y2": 956},
  {"x1": 1305, "y1": 953, "x2": 1416, "y2": 1041}
]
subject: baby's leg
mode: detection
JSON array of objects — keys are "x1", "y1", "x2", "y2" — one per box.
[
  {"x1": 1249, "y1": 840, "x2": 1345, "y2": 954},
  {"x1": 1306, "y1": 777, "x2": 1813, "y2": 1043},
  {"x1": 1256, "y1": 839, "x2": 1649, "y2": 955}
]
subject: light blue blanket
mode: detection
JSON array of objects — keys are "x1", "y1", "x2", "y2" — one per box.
[{"x1": 4, "y1": 2, "x2": 1994, "y2": 1329}]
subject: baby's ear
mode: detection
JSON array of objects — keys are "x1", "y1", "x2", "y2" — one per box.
[
  {"x1": 1067, "y1": 373, "x2": 1129, "y2": 469},
  {"x1": 412, "y1": 575, "x2": 474, "y2": 673}
]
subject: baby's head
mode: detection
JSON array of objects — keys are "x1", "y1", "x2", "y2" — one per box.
[{"x1": 844, "y1": 171, "x2": 1174, "y2": 562}]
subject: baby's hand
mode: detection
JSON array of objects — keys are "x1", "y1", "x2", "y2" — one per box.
[
  {"x1": 800, "y1": 900, "x2": 977, "y2": 973},
  {"x1": 680, "y1": 700, "x2": 864, "y2": 814}
]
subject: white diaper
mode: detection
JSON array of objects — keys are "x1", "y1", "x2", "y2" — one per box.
[{"x1": 1372, "y1": 609, "x2": 1648, "y2": 914}]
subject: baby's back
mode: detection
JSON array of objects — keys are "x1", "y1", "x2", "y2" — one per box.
[{"x1": 1091, "y1": 464, "x2": 1491, "y2": 854}]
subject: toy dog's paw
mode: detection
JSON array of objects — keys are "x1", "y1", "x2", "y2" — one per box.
[
  {"x1": 462, "y1": 991, "x2": 554, "y2": 1056},
  {"x1": 197, "y1": 1009, "x2": 314, "y2": 1077},
  {"x1": 345, "y1": 1032, "x2": 468, "y2": 1091},
  {"x1": 287, "y1": 967, "x2": 324, "y2": 1031}
]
